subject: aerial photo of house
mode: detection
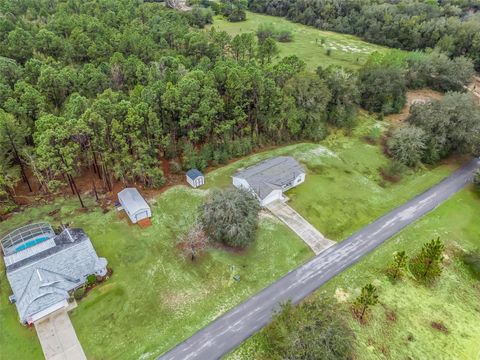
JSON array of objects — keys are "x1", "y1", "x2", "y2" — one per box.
[
  {"x1": 1, "y1": 222, "x2": 107, "y2": 359},
  {"x1": 1, "y1": 1, "x2": 480, "y2": 360}
]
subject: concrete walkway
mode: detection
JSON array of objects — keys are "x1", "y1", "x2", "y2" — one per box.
[
  {"x1": 34, "y1": 308, "x2": 87, "y2": 360},
  {"x1": 266, "y1": 201, "x2": 335, "y2": 254}
]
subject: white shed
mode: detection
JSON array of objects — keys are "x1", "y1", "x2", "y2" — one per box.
[
  {"x1": 186, "y1": 169, "x2": 205, "y2": 188},
  {"x1": 118, "y1": 188, "x2": 151, "y2": 224}
]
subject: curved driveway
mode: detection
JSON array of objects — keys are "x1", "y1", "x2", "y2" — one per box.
[{"x1": 159, "y1": 158, "x2": 480, "y2": 360}]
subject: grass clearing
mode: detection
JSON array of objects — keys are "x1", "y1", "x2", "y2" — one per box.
[
  {"x1": 0, "y1": 187, "x2": 311, "y2": 360},
  {"x1": 209, "y1": 11, "x2": 391, "y2": 70},
  {"x1": 205, "y1": 113, "x2": 461, "y2": 240},
  {"x1": 227, "y1": 188, "x2": 480, "y2": 359}
]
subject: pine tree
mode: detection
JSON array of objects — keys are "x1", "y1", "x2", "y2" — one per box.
[
  {"x1": 388, "y1": 250, "x2": 408, "y2": 281},
  {"x1": 410, "y1": 237, "x2": 444, "y2": 284},
  {"x1": 354, "y1": 283, "x2": 379, "y2": 320}
]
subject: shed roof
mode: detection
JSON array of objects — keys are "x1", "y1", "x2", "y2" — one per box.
[
  {"x1": 118, "y1": 188, "x2": 150, "y2": 215},
  {"x1": 233, "y1": 156, "x2": 305, "y2": 200},
  {"x1": 186, "y1": 169, "x2": 203, "y2": 180},
  {"x1": 5, "y1": 228, "x2": 106, "y2": 323}
]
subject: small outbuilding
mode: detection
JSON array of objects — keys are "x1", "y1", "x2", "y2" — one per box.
[
  {"x1": 117, "y1": 188, "x2": 151, "y2": 224},
  {"x1": 186, "y1": 169, "x2": 205, "y2": 188}
]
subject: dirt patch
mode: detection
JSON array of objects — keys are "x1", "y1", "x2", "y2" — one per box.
[
  {"x1": 431, "y1": 321, "x2": 449, "y2": 334},
  {"x1": 388, "y1": 89, "x2": 443, "y2": 124},
  {"x1": 385, "y1": 309, "x2": 397, "y2": 323},
  {"x1": 334, "y1": 287, "x2": 350, "y2": 303}
]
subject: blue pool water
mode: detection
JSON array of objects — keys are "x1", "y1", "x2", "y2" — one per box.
[{"x1": 15, "y1": 236, "x2": 51, "y2": 252}]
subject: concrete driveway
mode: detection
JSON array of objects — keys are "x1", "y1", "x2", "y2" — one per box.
[
  {"x1": 266, "y1": 200, "x2": 335, "y2": 254},
  {"x1": 34, "y1": 308, "x2": 87, "y2": 360}
]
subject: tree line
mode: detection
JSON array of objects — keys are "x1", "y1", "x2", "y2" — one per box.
[
  {"x1": 247, "y1": 0, "x2": 480, "y2": 70},
  {"x1": 0, "y1": 0, "x2": 477, "y2": 212}
]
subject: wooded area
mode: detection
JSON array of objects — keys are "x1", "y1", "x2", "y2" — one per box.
[{"x1": 0, "y1": 0, "x2": 478, "y2": 212}]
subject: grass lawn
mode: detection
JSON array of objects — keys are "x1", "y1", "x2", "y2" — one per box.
[
  {"x1": 0, "y1": 187, "x2": 311, "y2": 359},
  {"x1": 208, "y1": 11, "x2": 391, "y2": 70},
  {"x1": 227, "y1": 188, "x2": 480, "y2": 359},
  {"x1": 205, "y1": 113, "x2": 462, "y2": 240}
]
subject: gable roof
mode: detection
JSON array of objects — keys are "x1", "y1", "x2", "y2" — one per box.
[
  {"x1": 5, "y1": 228, "x2": 107, "y2": 323},
  {"x1": 186, "y1": 169, "x2": 203, "y2": 180},
  {"x1": 118, "y1": 187, "x2": 150, "y2": 215},
  {"x1": 233, "y1": 156, "x2": 305, "y2": 200}
]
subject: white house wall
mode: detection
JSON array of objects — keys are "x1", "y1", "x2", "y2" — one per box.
[
  {"x1": 294, "y1": 173, "x2": 305, "y2": 186},
  {"x1": 261, "y1": 189, "x2": 283, "y2": 207}
]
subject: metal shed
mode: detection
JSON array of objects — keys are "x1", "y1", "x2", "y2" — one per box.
[
  {"x1": 117, "y1": 188, "x2": 151, "y2": 224},
  {"x1": 186, "y1": 169, "x2": 205, "y2": 188}
]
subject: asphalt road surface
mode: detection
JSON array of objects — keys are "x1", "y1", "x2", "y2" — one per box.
[{"x1": 159, "y1": 158, "x2": 480, "y2": 360}]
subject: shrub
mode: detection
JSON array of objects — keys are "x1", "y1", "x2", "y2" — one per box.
[
  {"x1": 380, "y1": 161, "x2": 407, "y2": 183},
  {"x1": 326, "y1": 48, "x2": 332, "y2": 56},
  {"x1": 353, "y1": 283, "x2": 379, "y2": 320},
  {"x1": 462, "y1": 251, "x2": 480, "y2": 280},
  {"x1": 256, "y1": 23, "x2": 277, "y2": 43},
  {"x1": 410, "y1": 238, "x2": 444, "y2": 284},
  {"x1": 388, "y1": 125, "x2": 426, "y2": 167},
  {"x1": 262, "y1": 297, "x2": 354, "y2": 359},
  {"x1": 86, "y1": 274, "x2": 96, "y2": 285},
  {"x1": 365, "y1": 126, "x2": 382, "y2": 144},
  {"x1": 276, "y1": 29, "x2": 293, "y2": 42},
  {"x1": 227, "y1": 8, "x2": 246, "y2": 22},
  {"x1": 200, "y1": 188, "x2": 260, "y2": 248},
  {"x1": 74, "y1": 286, "x2": 86, "y2": 300}
]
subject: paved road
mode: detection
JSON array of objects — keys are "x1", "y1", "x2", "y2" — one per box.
[
  {"x1": 159, "y1": 158, "x2": 480, "y2": 360},
  {"x1": 266, "y1": 200, "x2": 335, "y2": 254}
]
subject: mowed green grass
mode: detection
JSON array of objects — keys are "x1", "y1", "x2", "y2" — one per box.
[
  {"x1": 206, "y1": 113, "x2": 461, "y2": 240},
  {"x1": 227, "y1": 188, "x2": 480, "y2": 360},
  {"x1": 209, "y1": 11, "x2": 390, "y2": 70},
  {"x1": 0, "y1": 188, "x2": 311, "y2": 359}
]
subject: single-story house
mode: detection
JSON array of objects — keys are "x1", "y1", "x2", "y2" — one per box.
[
  {"x1": 1, "y1": 223, "x2": 107, "y2": 324},
  {"x1": 232, "y1": 156, "x2": 306, "y2": 206},
  {"x1": 186, "y1": 169, "x2": 205, "y2": 188},
  {"x1": 118, "y1": 187, "x2": 151, "y2": 224}
]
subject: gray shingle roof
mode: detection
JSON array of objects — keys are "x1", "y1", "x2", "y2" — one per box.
[
  {"x1": 5, "y1": 228, "x2": 107, "y2": 323},
  {"x1": 233, "y1": 156, "x2": 305, "y2": 199},
  {"x1": 186, "y1": 169, "x2": 203, "y2": 180}
]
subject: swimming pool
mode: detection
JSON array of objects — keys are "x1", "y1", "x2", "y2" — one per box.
[{"x1": 15, "y1": 236, "x2": 51, "y2": 252}]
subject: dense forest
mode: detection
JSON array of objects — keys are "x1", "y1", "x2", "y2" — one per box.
[
  {"x1": 248, "y1": 0, "x2": 480, "y2": 70},
  {"x1": 0, "y1": 0, "x2": 478, "y2": 212}
]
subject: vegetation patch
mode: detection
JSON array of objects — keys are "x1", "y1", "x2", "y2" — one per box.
[{"x1": 209, "y1": 11, "x2": 390, "y2": 70}]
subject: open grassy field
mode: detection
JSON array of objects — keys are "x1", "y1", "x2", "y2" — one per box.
[
  {"x1": 209, "y1": 11, "x2": 391, "y2": 70},
  {"x1": 227, "y1": 187, "x2": 480, "y2": 359},
  {"x1": 0, "y1": 188, "x2": 311, "y2": 359},
  {"x1": 206, "y1": 113, "x2": 462, "y2": 240}
]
